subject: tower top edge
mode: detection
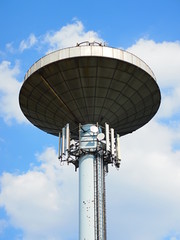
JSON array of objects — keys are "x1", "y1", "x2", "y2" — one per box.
[{"x1": 24, "y1": 44, "x2": 156, "y2": 81}]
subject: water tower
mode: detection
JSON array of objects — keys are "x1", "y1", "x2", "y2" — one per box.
[{"x1": 19, "y1": 41, "x2": 161, "y2": 240}]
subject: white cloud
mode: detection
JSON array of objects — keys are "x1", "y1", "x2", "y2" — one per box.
[
  {"x1": 0, "y1": 147, "x2": 78, "y2": 240},
  {"x1": 0, "y1": 61, "x2": 27, "y2": 124},
  {"x1": 0, "y1": 219, "x2": 8, "y2": 234},
  {"x1": 6, "y1": 42, "x2": 15, "y2": 53},
  {"x1": 102, "y1": 39, "x2": 180, "y2": 239},
  {"x1": 126, "y1": 39, "x2": 180, "y2": 120},
  {"x1": 17, "y1": 21, "x2": 103, "y2": 54},
  {"x1": 160, "y1": 87, "x2": 180, "y2": 118},
  {"x1": 106, "y1": 120, "x2": 180, "y2": 240},
  {"x1": 0, "y1": 21, "x2": 103, "y2": 125},
  {"x1": 44, "y1": 20, "x2": 104, "y2": 53},
  {"x1": 19, "y1": 34, "x2": 37, "y2": 52},
  {"x1": 1, "y1": 123, "x2": 180, "y2": 240},
  {"x1": 127, "y1": 39, "x2": 180, "y2": 88}
]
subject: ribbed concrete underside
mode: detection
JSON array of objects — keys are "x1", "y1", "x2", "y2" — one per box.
[{"x1": 19, "y1": 46, "x2": 161, "y2": 137}]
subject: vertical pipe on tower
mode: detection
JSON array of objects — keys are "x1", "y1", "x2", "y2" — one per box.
[{"x1": 95, "y1": 152, "x2": 106, "y2": 240}]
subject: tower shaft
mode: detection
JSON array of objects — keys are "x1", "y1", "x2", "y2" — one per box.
[
  {"x1": 79, "y1": 124, "x2": 106, "y2": 240},
  {"x1": 79, "y1": 153, "x2": 106, "y2": 240}
]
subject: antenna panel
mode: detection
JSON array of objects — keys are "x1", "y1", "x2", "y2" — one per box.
[
  {"x1": 105, "y1": 123, "x2": 110, "y2": 152},
  {"x1": 110, "y1": 128, "x2": 115, "y2": 155},
  {"x1": 62, "y1": 127, "x2": 65, "y2": 155},
  {"x1": 58, "y1": 132, "x2": 61, "y2": 159},
  {"x1": 116, "y1": 134, "x2": 121, "y2": 160}
]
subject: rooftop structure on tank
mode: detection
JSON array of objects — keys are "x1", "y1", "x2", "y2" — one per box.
[{"x1": 19, "y1": 41, "x2": 161, "y2": 240}]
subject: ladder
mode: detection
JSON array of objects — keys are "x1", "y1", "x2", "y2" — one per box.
[{"x1": 94, "y1": 153, "x2": 106, "y2": 240}]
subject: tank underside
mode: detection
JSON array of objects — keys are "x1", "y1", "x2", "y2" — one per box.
[{"x1": 19, "y1": 45, "x2": 161, "y2": 137}]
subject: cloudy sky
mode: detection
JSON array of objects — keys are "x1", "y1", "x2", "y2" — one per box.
[{"x1": 0, "y1": 0, "x2": 180, "y2": 239}]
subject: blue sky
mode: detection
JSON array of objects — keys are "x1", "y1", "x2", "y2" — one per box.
[{"x1": 0, "y1": 0, "x2": 180, "y2": 239}]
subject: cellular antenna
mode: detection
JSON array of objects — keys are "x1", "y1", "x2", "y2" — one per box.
[{"x1": 19, "y1": 43, "x2": 161, "y2": 239}]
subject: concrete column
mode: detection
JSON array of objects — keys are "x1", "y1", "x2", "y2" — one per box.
[{"x1": 79, "y1": 154, "x2": 95, "y2": 240}]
